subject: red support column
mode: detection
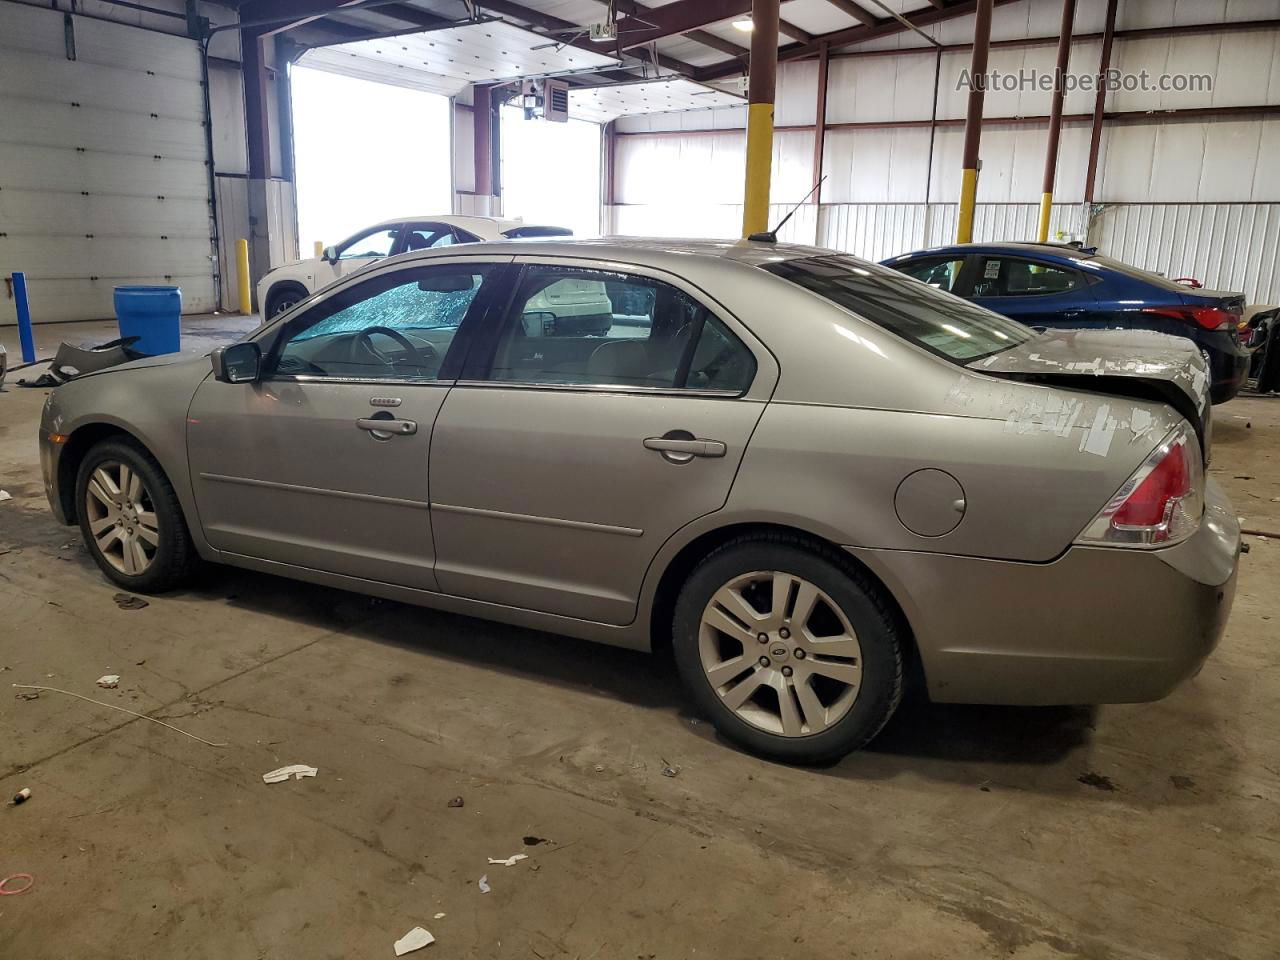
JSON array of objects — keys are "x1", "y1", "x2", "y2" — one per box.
[
  {"x1": 1037, "y1": 0, "x2": 1077, "y2": 242},
  {"x1": 812, "y1": 40, "x2": 829, "y2": 204},
  {"x1": 1083, "y1": 0, "x2": 1118, "y2": 204}
]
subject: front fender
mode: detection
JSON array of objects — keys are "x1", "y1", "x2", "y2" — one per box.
[{"x1": 42, "y1": 357, "x2": 218, "y2": 558}]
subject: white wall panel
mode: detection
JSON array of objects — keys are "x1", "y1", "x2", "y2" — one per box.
[
  {"x1": 608, "y1": 202, "x2": 818, "y2": 245},
  {"x1": 616, "y1": 104, "x2": 747, "y2": 133},
  {"x1": 453, "y1": 104, "x2": 475, "y2": 195},
  {"x1": 1096, "y1": 119, "x2": 1280, "y2": 203},
  {"x1": 209, "y1": 60, "x2": 248, "y2": 175},
  {"x1": 215, "y1": 176, "x2": 297, "y2": 308},
  {"x1": 776, "y1": 59, "x2": 819, "y2": 127},
  {"x1": 614, "y1": 129, "x2": 813, "y2": 207},
  {"x1": 1213, "y1": 30, "x2": 1280, "y2": 108},
  {"x1": 816, "y1": 202, "x2": 1087, "y2": 262}
]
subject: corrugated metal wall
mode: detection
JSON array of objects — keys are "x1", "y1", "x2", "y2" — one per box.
[
  {"x1": 1087, "y1": 203, "x2": 1280, "y2": 304},
  {"x1": 609, "y1": 200, "x2": 1280, "y2": 304}
]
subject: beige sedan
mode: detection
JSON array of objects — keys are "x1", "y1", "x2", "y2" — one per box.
[{"x1": 40, "y1": 239, "x2": 1239, "y2": 763}]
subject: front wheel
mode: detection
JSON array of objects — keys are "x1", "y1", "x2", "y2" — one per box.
[
  {"x1": 672, "y1": 536, "x2": 904, "y2": 764},
  {"x1": 266, "y1": 284, "x2": 307, "y2": 318},
  {"x1": 76, "y1": 438, "x2": 197, "y2": 592}
]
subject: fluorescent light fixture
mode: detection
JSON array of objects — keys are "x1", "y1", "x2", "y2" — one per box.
[{"x1": 732, "y1": 18, "x2": 753, "y2": 31}]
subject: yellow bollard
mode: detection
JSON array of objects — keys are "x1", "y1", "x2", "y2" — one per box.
[
  {"x1": 313, "y1": 240, "x2": 324, "y2": 258},
  {"x1": 236, "y1": 238, "x2": 252, "y2": 315}
]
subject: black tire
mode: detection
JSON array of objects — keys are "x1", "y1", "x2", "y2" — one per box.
[
  {"x1": 75, "y1": 437, "x2": 198, "y2": 593},
  {"x1": 672, "y1": 534, "x2": 904, "y2": 764},
  {"x1": 266, "y1": 283, "x2": 307, "y2": 318}
]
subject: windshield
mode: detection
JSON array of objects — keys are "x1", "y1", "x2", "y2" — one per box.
[{"x1": 765, "y1": 255, "x2": 1033, "y2": 362}]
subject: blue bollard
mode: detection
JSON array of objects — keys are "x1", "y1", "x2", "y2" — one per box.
[{"x1": 13, "y1": 272, "x2": 35, "y2": 364}]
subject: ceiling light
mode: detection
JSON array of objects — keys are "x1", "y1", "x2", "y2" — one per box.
[{"x1": 732, "y1": 18, "x2": 753, "y2": 31}]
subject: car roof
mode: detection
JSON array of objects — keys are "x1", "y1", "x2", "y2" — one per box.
[
  {"x1": 382, "y1": 236, "x2": 841, "y2": 272},
  {"x1": 886, "y1": 241, "x2": 1094, "y2": 262},
  {"x1": 365, "y1": 214, "x2": 523, "y2": 231}
]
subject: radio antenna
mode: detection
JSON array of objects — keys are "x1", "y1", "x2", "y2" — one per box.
[{"x1": 747, "y1": 176, "x2": 826, "y2": 243}]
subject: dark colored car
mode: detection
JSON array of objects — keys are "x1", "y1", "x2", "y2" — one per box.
[{"x1": 882, "y1": 242, "x2": 1252, "y2": 403}]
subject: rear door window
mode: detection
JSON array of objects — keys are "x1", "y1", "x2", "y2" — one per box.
[
  {"x1": 477, "y1": 264, "x2": 755, "y2": 392},
  {"x1": 970, "y1": 256, "x2": 1084, "y2": 297},
  {"x1": 765, "y1": 255, "x2": 1033, "y2": 363}
]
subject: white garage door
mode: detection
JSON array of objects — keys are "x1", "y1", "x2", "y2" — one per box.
[{"x1": 0, "y1": 3, "x2": 216, "y2": 325}]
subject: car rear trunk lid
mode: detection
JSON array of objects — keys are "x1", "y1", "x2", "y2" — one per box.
[{"x1": 969, "y1": 328, "x2": 1212, "y2": 458}]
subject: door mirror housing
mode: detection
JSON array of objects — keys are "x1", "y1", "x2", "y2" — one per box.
[
  {"x1": 211, "y1": 342, "x2": 262, "y2": 383},
  {"x1": 321, "y1": 245, "x2": 338, "y2": 263}
]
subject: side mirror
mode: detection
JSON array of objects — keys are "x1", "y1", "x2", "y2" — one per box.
[
  {"x1": 321, "y1": 245, "x2": 338, "y2": 263},
  {"x1": 211, "y1": 342, "x2": 262, "y2": 383}
]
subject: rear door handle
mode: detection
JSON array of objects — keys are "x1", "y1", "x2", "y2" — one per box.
[
  {"x1": 357, "y1": 417, "x2": 417, "y2": 437},
  {"x1": 643, "y1": 436, "x2": 727, "y2": 463}
]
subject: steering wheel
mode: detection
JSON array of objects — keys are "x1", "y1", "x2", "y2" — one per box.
[{"x1": 351, "y1": 325, "x2": 436, "y2": 370}]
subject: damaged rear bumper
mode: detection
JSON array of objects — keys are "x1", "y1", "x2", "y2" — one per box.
[{"x1": 849, "y1": 476, "x2": 1240, "y2": 706}]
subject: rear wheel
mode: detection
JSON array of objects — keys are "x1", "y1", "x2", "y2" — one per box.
[
  {"x1": 76, "y1": 438, "x2": 197, "y2": 592},
  {"x1": 672, "y1": 535, "x2": 903, "y2": 763}
]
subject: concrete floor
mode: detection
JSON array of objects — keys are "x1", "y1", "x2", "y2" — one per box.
[{"x1": 2, "y1": 316, "x2": 1278, "y2": 959}]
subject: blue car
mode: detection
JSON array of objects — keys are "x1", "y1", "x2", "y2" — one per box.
[{"x1": 882, "y1": 242, "x2": 1251, "y2": 403}]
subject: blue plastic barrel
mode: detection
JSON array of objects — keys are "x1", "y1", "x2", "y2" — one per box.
[{"x1": 113, "y1": 285, "x2": 182, "y2": 356}]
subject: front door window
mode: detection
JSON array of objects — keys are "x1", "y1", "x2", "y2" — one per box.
[{"x1": 273, "y1": 264, "x2": 497, "y2": 381}]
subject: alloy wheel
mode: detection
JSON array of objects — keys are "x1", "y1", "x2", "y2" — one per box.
[
  {"x1": 84, "y1": 461, "x2": 160, "y2": 576},
  {"x1": 698, "y1": 571, "x2": 863, "y2": 737}
]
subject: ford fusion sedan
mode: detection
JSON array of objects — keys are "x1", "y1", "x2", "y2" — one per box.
[
  {"x1": 883, "y1": 242, "x2": 1252, "y2": 403},
  {"x1": 256, "y1": 214, "x2": 574, "y2": 318},
  {"x1": 41, "y1": 239, "x2": 1239, "y2": 763}
]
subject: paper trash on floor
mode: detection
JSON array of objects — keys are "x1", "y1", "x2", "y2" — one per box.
[
  {"x1": 393, "y1": 926, "x2": 435, "y2": 956},
  {"x1": 487, "y1": 854, "x2": 529, "y2": 866},
  {"x1": 262, "y1": 764, "x2": 318, "y2": 784}
]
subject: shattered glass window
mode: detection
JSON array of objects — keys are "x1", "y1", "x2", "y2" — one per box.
[
  {"x1": 297, "y1": 275, "x2": 483, "y2": 341},
  {"x1": 273, "y1": 265, "x2": 496, "y2": 380},
  {"x1": 766, "y1": 255, "x2": 1032, "y2": 363}
]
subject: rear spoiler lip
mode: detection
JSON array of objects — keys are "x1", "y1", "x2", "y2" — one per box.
[{"x1": 1179, "y1": 289, "x2": 1246, "y2": 309}]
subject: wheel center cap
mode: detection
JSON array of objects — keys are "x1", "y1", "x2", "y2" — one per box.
[{"x1": 769, "y1": 643, "x2": 790, "y2": 661}]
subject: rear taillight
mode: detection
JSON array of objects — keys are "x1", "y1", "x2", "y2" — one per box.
[
  {"x1": 1141, "y1": 306, "x2": 1234, "y2": 330},
  {"x1": 1077, "y1": 424, "x2": 1203, "y2": 547}
]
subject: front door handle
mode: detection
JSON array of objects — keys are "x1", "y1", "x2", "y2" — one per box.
[
  {"x1": 644, "y1": 435, "x2": 727, "y2": 463},
  {"x1": 357, "y1": 417, "x2": 417, "y2": 438}
]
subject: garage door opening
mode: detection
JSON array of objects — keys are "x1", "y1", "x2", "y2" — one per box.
[
  {"x1": 291, "y1": 66, "x2": 452, "y2": 253},
  {"x1": 501, "y1": 106, "x2": 601, "y2": 239}
]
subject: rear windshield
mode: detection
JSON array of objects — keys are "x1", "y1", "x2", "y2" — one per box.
[
  {"x1": 502, "y1": 225, "x2": 574, "y2": 239},
  {"x1": 765, "y1": 255, "x2": 1033, "y2": 363},
  {"x1": 1078, "y1": 254, "x2": 1193, "y2": 293}
]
